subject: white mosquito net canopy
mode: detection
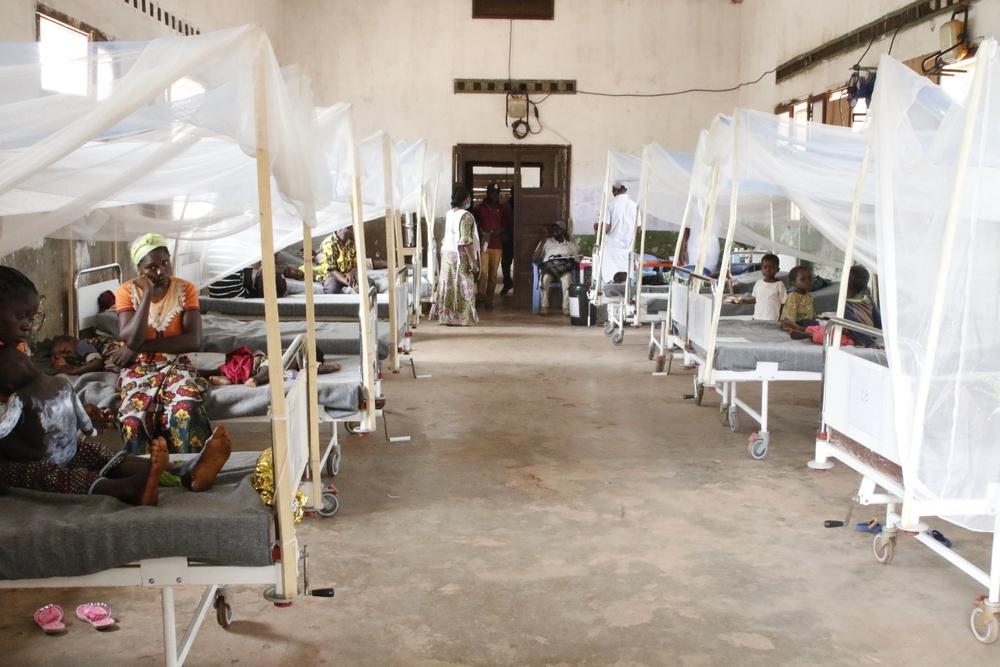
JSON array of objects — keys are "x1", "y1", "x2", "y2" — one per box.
[
  {"x1": 638, "y1": 143, "x2": 693, "y2": 233},
  {"x1": 607, "y1": 150, "x2": 642, "y2": 205},
  {"x1": 0, "y1": 25, "x2": 328, "y2": 285},
  {"x1": 683, "y1": 110, "x2": 876, "y2": 276},
  {"x1": 175, "y1": 102, "x2": 357, "y2": 286},
  {"x1": 869, "y1": 40, "x2": 1000, "y2": 531}
]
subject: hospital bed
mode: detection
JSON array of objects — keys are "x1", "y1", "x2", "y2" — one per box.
[
  {"x1": 76, "y1": 265, "x2": 389, "y2": 516},
  {"x1": 808, "y1": 318, "x2": 1000, "y2": 644},
  {"x1": 206, "y1": 266, "x2": 419, "y2": 360},
  {"x1": 668, "y1": 270, "x2": 884, "y2": 460},
  {"x1": 0, "y1": 364, "x2": 334, "y2": 667}
]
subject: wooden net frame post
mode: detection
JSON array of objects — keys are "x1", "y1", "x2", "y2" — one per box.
[
  {"x1": 348, "y1": 123, "x2": 378, "y2": 427},
  {"x1": 253, "y1": 46, "x2": 298, "y2": 601},
  {"x1": 381, "y1": 133, "x2": 401, "y2": 373}
]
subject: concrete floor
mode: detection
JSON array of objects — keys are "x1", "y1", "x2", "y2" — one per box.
[{"x1": 2, "y1": 305, "x2": 997, "y2": 665}]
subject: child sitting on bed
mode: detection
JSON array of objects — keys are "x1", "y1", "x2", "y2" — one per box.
[
  {"x1": 50, "y1": 334, "x2": 125, "y2": 375},
  {"x1": 727, "y1": 253, "x2": 786, "y2": 320},
  {"x1": 843, "y1": 265, "x2": 882, "y2": 347},
  {"x1": 779, "y1": 266, "x2": 818, "y2": 332},
  {"x1": 203, "y1": 345, "x2": 342, "y2": 387},
  {"x1": 0, "y1": 266, "x2": 231, "y2": 505}
]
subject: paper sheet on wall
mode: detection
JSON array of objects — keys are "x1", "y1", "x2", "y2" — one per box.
[{"x1": 571, "y1": 186, "x2": 601, "y2": 235}]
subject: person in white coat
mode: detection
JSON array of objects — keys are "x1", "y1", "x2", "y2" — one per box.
[{"x1": 600, "y1": 182, "x2": 639, "y2": 284}]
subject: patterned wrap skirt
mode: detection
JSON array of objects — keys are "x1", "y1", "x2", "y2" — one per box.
[{"x1": 117, "y1": 353, "x2": 212, "y2": 455}]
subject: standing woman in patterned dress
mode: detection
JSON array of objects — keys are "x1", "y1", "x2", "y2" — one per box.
[
  {"x1": 110, "y1": 233, "x2": 216, "y2": 455},
  {"x1": 432, "y1": 185, "x2": 480, "y2": 326}
]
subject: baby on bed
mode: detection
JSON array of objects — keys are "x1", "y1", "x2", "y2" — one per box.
[
  {"x1": 0, "y1": 266, "x2": 230, "y2": 505},
  {"x1": 50, "y1": 334, "x2": 125, "y2": 375}
]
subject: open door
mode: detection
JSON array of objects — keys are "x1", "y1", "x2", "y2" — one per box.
[{"x1": 454, "y1": 144, "x2": 570, "y2": 309}]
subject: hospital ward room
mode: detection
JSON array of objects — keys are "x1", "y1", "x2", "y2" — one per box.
[{"x1": 4, "y1": 0, "x2": 1000, "y2": 665}]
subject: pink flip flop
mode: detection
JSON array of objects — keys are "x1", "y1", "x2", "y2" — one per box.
[
  {"x1": 34, "y1": 604, "x2": 66, "y2": 635},
  {"x1": 76, "y1": 602, "x2": 115, "y2": 631}
]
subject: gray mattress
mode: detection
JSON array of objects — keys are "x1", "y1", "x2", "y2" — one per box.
[
  {"x1": 69, "y1": 354, "x2": 363, "y2": 419},
  {"x1": 647, "y1": 283, "x2": 843, "y2": 318},
  {"x1": 687, "y1": 319, "x2": 886, "y2": 373},
  {"x1": 201, "y1": 293, "x2": 391, "y2": 319},
  {"x1": 96, "y1": 311, "x2": 389, "y2": 361},
  {"x1": 0, "y1": 473, "x2": 272, "y2": 580}
]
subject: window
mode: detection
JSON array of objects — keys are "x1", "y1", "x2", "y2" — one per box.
[
  {"x1": 36, "y1": 7, "x2": 110, "y2": 98},
  {"x1": 37, "y1": 14, "x2": 89, "y2": 95},
  {"x1": 472, "y1": 0, "x2": 554, "y2": 20}
]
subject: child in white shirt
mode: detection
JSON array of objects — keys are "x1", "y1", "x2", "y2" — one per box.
[{"x1": 732, "y1": 253, "x2": 786, "y2": 320}]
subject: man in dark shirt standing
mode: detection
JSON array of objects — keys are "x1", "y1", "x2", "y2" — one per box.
[{"x1": 474, "y1": 182, "x2": 508, "y2": 309}]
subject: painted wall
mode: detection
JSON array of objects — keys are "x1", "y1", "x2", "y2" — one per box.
[
  {"x1": 280, "y1": 0, "x2": 743, "y2": 208},
  {"x1": 736, "y1": 0, "x2": 1000, "y2": 112},
  {"x1": 0, "y1": 0, "x2": 282, "y2": 340}
]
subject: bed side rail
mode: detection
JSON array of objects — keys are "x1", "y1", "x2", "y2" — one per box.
[{"x1": 75, "y1": 263, "x2": 122, "y2": 336}]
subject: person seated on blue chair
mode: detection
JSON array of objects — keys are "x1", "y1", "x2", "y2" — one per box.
[{"x1": 532, "y1": 221, "x2": 579, "y2": 316}]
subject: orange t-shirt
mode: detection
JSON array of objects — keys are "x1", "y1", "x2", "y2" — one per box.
[{"x1": 114, "y1": 277, "x2": 199, "y2": 340}]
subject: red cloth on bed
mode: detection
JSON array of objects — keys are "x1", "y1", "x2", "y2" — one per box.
[
  {"x1": 806, "y1": 325, "x2": 853, "y2": 346},
  {"x1": 218, "y1": 346, "x2": 256, "y2": 384}
]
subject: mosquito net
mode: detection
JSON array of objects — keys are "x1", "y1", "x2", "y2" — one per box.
[
  {"x1": 639, "y1": 143, "x2": 693, "y2": 232},
  {"x1": 869, "y1": 40, "x2": 1000, "y2": 531},
  {"x1": 0, "y1": 26, "x2": 327, "y2": 282}
]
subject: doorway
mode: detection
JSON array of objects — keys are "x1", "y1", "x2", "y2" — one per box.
[{"x1": 453, "y1": 144, "x2": 571, "y2": 310}]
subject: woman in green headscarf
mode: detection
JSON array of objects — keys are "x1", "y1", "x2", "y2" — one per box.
[{"x1": 110, "y1": 234, "x2": 213, "y2": 455}]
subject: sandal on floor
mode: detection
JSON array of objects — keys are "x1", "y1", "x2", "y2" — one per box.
[
  {"x1": 76, "y1": 602, "x2": 116, "y2": 631},
  {"x1": 34, "y1": 604, "x2": 66, "y2": 635},
  {"x1": 929, "y1": 529, "x2": 952, "y2": 548},
  {"x1": 855, "y1": 520, "x2": 883, "y2": 533}
]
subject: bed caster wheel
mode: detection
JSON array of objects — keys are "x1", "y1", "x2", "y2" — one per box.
[
  {"x1": 604, "y1": 321, "x2": 615, "y2": 336},
  {"x1": 655, "y1": 355, "x2": 666, "y2": 373},
  {"x1": 611, "y1": 330, "x2": 624, "y2": 346},
  {"x1": 325, "y1": 448, "x2": 341, "y2": 477},
  {"x1": 719, "y1": 401, "x2": 729, "y2": 424},
  {"x1": 318, "y1": 491, "x2": 340, "y2": 518},
  {"x1": 729, "y1": 408, "x2": 741, "y2": 433},
  {"x1": 872, "y1": 533, "x2": 896, "y2": 564},
  {"x1": 692, "y1": 376, "x2": 704, "y2": 406},
  {"x1": 970, "y1": 602, "x2": 1000, "y2": 644},
  {"x1": 214, "y1": 594, "x2": 233, "y2": 628},
  {"x1": 747, "y1": 433, "x2": 768, "y2": 459},
  {"x1": 647, "y1": 343, "x2": 656, "y2": 360}
]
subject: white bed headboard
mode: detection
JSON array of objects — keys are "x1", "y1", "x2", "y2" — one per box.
[{"x1": 75, "y1": 263, "x2": 122, "y2": 336}]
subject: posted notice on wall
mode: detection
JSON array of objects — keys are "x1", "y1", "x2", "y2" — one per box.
[{"x1": 571, "y1": 186, "x2": 601, "y2": 235}]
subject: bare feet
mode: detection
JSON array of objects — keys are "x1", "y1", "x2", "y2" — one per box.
[
  {"x1": 209, "y1": 375, "x2": 232, "y2": 386},
  {"x1": 244, "y1": 378, "x2": 258, "y2": 387},
  {"x1": 317, "y1": 362, "x2": 342, "y2": 375},
  {"x1": 140, "y1": 438, "x2": 169, "y2": 506},
  {"x1": 190, "y1": 426, "x2": 232, "y2": 492}
]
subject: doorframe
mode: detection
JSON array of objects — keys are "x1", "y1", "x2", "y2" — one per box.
[{"x1": 453, "y1": 144, "x2": 571, "y2": 308}]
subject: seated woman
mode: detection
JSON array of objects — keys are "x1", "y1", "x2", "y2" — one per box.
[
  {"x1": 111, "y1": 234, "x2": 214, "y2": 455},
  {"x1": 0, "y1": 266, "x2": 229, "y2": 504},
  {"x1": 283, "y1": 227, "x2": 385, "y2": 294}
]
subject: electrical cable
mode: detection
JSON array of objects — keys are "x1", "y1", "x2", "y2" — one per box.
[
  {"x1": 575, "y1": 66, "x2": 777, "y2": 98},
  {"x1": 887, "y1": 21, "x2": 902, "y2": 56},
  {"x1": 853, "y1": 30, "x2": 878, "y2": 68}
]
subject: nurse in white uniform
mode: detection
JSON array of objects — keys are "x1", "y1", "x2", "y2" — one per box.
[{"x1": 600, "y1": 181, "x2": 639, "y2": 284}]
